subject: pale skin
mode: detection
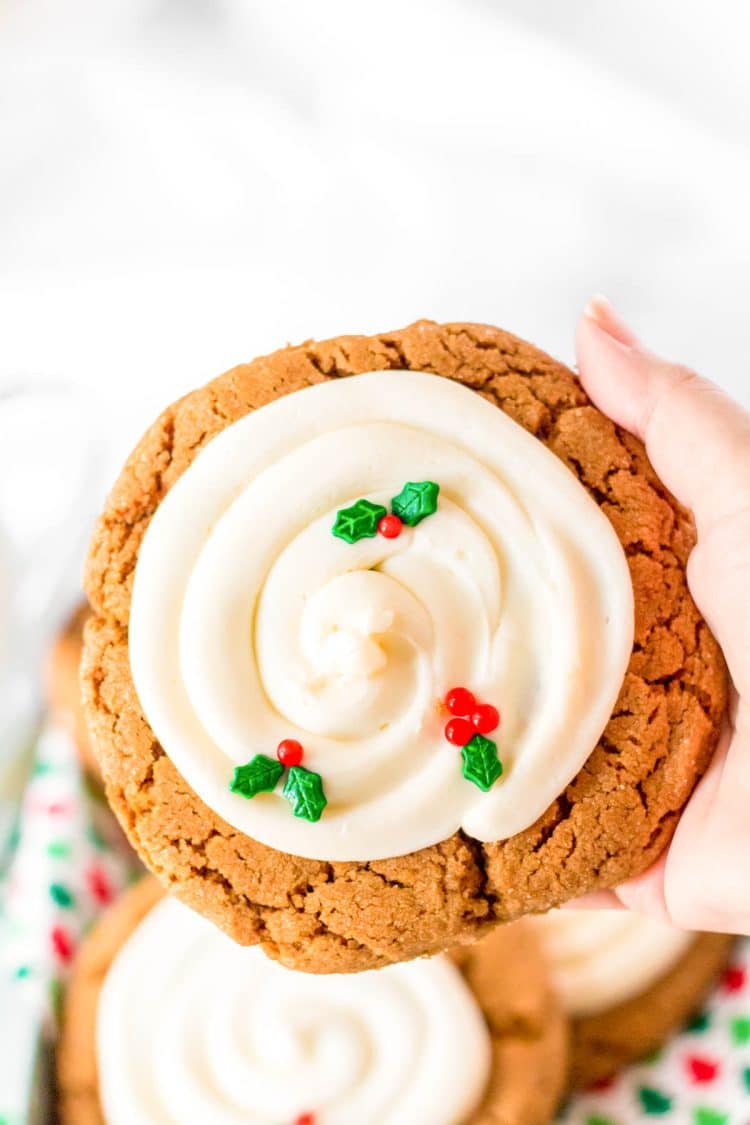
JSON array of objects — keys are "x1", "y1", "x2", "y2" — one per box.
[{"x1": 570, "y1": 296, "x2": 750, "y2": 935}]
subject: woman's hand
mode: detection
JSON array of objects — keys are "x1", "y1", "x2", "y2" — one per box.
[{"x1": 571, "y1": 296, "x2": 750, "y2": 934}]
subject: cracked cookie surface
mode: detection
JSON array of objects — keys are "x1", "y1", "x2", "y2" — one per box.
[
  {"x1": 82, "y1": 320, "x2": 727, "y2": 973},
  {"x1": 57, "y1": 877, "x2": 568, "y2": 1125}
]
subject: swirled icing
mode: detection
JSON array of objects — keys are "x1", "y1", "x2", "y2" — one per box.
[
  {"x1": 129, "y1": 369, "x2": 633, "y2": 860},
  {"x1": 96, "y1": 897, "x2": 492, "y2": 1125},
  {"x1": 528, "y1": 909, "x2": 693, "y2": 1017}
]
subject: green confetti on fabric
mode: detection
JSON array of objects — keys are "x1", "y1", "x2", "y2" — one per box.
[
  {"x1": 730, "y1": 1015, "x2": 750, "y2": 1044},
  {"x1": 230, "y1": 754, "x2": 284, "y2": 799},
  {"x1": 332, "y1": 498, "x2": 387, "y2": 543},
  {"x1": 49, "y1": 882, "x2": 75, "y2": 908},
  {"x1": 638, "y1": 1086, "x2": 673, "y2": 1115},
  {"x1": 391, "y1": 480, "x2": 439, "y2": 526},
  {"x1": 86, "y1": 823, "x2": 107, "y2": 852},
  {"x1": 47, "y1": 840, "x2": 72, "y2": 859},
  {"x1": 282, "y1": 765, "x2": 327, "y2": 822},
  {"x1": 461, "y1": 734, "x2": 503, "y2": 791},
  {"x1": 694, "y1": 1110, "x2": 728, "y2": 1125},
  {"x1": 687, "y1": 1010, "x2": 711, "y2": 1033}
]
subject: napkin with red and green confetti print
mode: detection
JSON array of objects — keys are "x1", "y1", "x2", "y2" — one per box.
[{"x1": 0, "y1": 719, "x2": 748, "y2": 1125}]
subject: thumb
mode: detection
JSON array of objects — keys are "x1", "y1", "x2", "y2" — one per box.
[{"x1": 576, "y1": 297, "x2": 750, "y2": 693}]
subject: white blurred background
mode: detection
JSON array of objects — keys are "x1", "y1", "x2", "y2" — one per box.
[{"x1": 1, "y1": 0, "x2": 749, "y2": 467}]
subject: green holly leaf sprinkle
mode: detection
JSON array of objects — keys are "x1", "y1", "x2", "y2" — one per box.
[
  {"x1": 332, "y1": 498, "x2": 387, "y2": 544},
  {"x1": 282, "y1": 765, "x2": 327, "y2": 822},
  {"x1": 461, "y1": 734, "x2": 503, "y2": 792},
  {"x1": 391, "y1": 480, "x2": 439, "y2": 526},
  {"x1": 230, "y1": 754, "x2": 284, "y2": 799}
]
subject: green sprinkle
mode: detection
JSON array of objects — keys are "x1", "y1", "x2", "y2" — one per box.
[
  {"x1": 730, "y1": 1015, "x2": 750, "y2": 1045},
  {"x1": 332, "y1": 498, "x2": 387, "y2": 544},
  {"x1": 694, "y1": 1110, "x2": 728, "y2": 1125},
  {"x1": 86, "y1": 824, "x2": 107, "y2": 851},
  {"x1": 638, "y1": 1086, "x2": 673, "y2": 1115},
  {"x1": 391, "y1": 480, "x2": 439, "y2": 526},
  {"x1": 686, "y1": 1010, "x2": 711, "y2": 1033},
  {"x1": 47, "y1": 840, "x2": 72, "y2": 860},
  {"x1": 49, "y1": 883, "x2": 75, "y2": 909},
  {"x1": 743, "y1": 1066, "x2": 750, "y2": 1094},
  {"x1": 282, "y1": 765, "x2": 327, "y2": 822},
  {"x1": 14, "y1": 966, "x2": 31, "y2": 980},
  {"x1": 230, "y1": 755, "x2": 284, "y2": 800},
  {"x1": 461, "y1": 734, "x2": 503, "y2": 792}
]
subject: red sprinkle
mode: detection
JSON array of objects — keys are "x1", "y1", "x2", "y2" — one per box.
[
  {"x1": 51, "y1": 925, "x2": 74, "y2": 964},
  {"x1": 444, "y1": 687, "x2": 476, "y2": 716},
  {"x1": 86, "y1": 865, "x2": 114, "y2": 906},
  {"x1": 444, "y1": 717, "x2": 474, "y2": 747},
  {"x1": 294, "y1": 1115, "x2": 316, "y2": 1125},
  {"x1": 277, "y1": 739, "x2": 304, "y2": 768},
  {"x1": 722, "y1": 965, "x2": 746, "y2": 994},
  {"x1": 471, "y1": 704, "x2": 500, "y2": 734},
  {"x1": 686, "y1": 1054, "x2": 719, "y2": 1084},
  {"x1": 378, "y1": 514, "x2": 403, "y2": 539}
]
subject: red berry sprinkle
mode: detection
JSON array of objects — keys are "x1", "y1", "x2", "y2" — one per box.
[
  {"x1": 471, "y1": 704, "x2": 500, "y2": 734},
  {"x1": 378, "y1": 514, "x2": 403, "y2": 539},
  {"x1": 277, "y1": 739, "x2": 304, "y2": 767},
  {"x1": 444, "y1": 717, "x2": 474, "y2": 747},
  {"x1": 444, "y1": 687, "x2": 476, "y2": 716},
  {"x1": 294, "y1": 1115, "x2": 316, "y2": 1125}
]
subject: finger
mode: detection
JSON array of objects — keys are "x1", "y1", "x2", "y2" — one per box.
[
  {"x1": 577, "y1": 299, "x2": 750, "y2": 691},
  {"x1": 612, "y1": 851, "x2": 671, "y2": 922},
  {"x1": 664, "y1": 711, "x2": 750, "y2": 935},
  {"x1": 559, "y1": 890, "x2": 623, "y2": 911},
  {"x1": 576, "y1": 300, "x2": 750, "y2": 541}
]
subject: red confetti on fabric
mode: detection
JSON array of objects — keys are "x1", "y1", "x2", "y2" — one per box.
[
  {"x1": 51, "y1": 925, "x2": 74, "y2": 963},
  {"x1": 28, "y1": 798, "x2": 73, "y2": 818},
  {"x1": 86, "y1": 865, "x2": 114, "y2": 906},
  {"x1": 722, "y1": 965, "x2": 746, "y2": 994},
  {"x1": 685, "y1": 1054, "x2": 720, "y2": 1084}
]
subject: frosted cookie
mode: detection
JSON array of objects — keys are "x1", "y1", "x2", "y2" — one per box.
[
  {"x1": 528, "y1": 908, "x2": 734, "y2": 1088},
  {"x1": 45, "y1": 602, "x2": 97, "y2": 776},
  {"x1": 82, "y1": 320, "x2": 727, "y2": 972},
  {"x1": 57, "y1": 878, "x2": 567, "y2": 1125}
]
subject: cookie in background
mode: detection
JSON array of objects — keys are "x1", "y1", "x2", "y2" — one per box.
[
  {"x1": 57, "y1": 878, "x2": 567, "y2": 1125},
  {"x1": 45, "y1": 602, "x2": 97, "y2": 779},
  {"x1": 527, "y1": 907, "x2": 734, "y2": 1089}
]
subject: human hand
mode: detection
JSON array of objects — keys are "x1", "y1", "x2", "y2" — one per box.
[{"x1": 572, "y1": 296, "x2": 750, "y2": 935}]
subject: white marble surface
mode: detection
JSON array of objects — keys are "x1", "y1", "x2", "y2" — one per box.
[{"x1": 1, "y1": 0, "x2": 748, "y2": 474}]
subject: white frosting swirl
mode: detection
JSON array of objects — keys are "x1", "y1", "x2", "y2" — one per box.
[
  {"x1": 130, "y1": 369, "x2": 633, "y2": 860},
  {"x1": 528, "y1": 909, "x2": 694, "y2": 1017},
  {"x1": 97, "y1": 897, "x2": 492, "y2": 1125}
]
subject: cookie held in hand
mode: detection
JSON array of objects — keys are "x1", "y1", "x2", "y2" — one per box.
[{"x1": 82, "y1": 320, "x2": 727, "y2": 972}]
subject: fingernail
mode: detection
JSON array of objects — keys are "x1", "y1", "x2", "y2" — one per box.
[{"x1": 583, "y1": 294, "x2": 640, "y2": 348}]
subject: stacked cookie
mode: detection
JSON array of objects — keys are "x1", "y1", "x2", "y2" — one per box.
[{"x1": 58, "y1": 322, "x2": 730, "y2": 1123}]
